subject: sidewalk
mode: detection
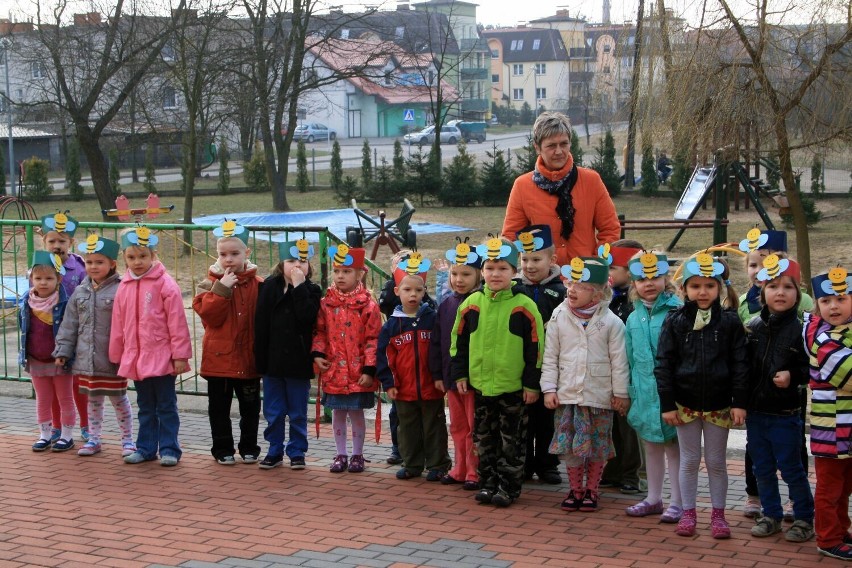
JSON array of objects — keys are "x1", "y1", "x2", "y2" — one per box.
[{"x1": 0, "y1": 392, "x2": 834, "y2": 568}]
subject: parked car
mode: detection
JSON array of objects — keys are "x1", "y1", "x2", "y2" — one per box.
[
  {"x1": 446, "y1": 120, "x2": 487, "y2": 143},
  {"x1": 292, "y1": 123, "x2": 336, "y2": 142},
  {"x1": 403, "y1": 125, "x2": 462, "y2": 145}
]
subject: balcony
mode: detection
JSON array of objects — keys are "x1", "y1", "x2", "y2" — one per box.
[
  {"x1": 461, "y1": 98, "x2": 490, "y2": 112},
  {"x1": 459, "y1": 38, "x2": 489, "y2": 52},
  {"x1": 460, "y1": 67, "x2": 489, "y2": 81}
]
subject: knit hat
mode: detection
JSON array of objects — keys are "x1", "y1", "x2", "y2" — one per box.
[
  {"x1": 444, "y1": 237, "x2": 482, "y2": 269},
  {"x1": 514, "y1": 224, "x2": 552, "y2": 254},
  {"x1": 812, "y1": 266, "x2": 852, "y2": 299},
  {"x1": 77, "y1": 234, "x2": 120, "y2": 260},
  {"x1": 756, "y1": 254, "x2": 801, "y2": 286},
  {"x1": 41, "y1": 211, "x2": 78, "y2": 237},
  {"x1": 31, "y1": 250, "x2": 66, "y2": 275},
  {"x1": 121, "y1": 226, "x2": 159, "y2": 250},
  {"x1": 475, "y1": 234, "x2": 519, "y2": 268},
  {"x1": 212, "y1": 219, "x2": 249, "y2": 244},
  {"x1": 601, "y1": 243, "x2": 642, "y2": 268},
  {"x1": 279, "y1": 239, "x2": 315, "y2": 262},
  {"x1": 329, "y1": 244, "x2": 366, "y2": 270},
  {"x1": 682, "y1": 252, "x2": 725, "y2": 283},
  {"x1": 561, "y1": 257, "x2": 608, "y2": 285},
  {"x1": 738, "y1": 228, "x2": 787, "y2": 254},
  {"x1": 393, "y1": 252, "x2": 430, "y2": 285},
  {"x1": 629, "y1": 252, "x2": 670, "y2": 280}
]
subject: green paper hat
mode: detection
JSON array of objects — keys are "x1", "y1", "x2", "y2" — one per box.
[
  {"x1": 560, "y1": 257, "x2": 608, "y2": 285},
  {"x1": 31, "y1": 250, "x2": 66, "y2": 275},
  {"x1": 629, "y1": 252, "x2": 670, "y2": 280},
  {"x1": 682, "y1": 252, "x2": 725, "y2": 282},
  {"x1": 77, "y1": 234, "x2": 120, "y2": 260},
  {"x1": 475, "y1": 234, "x2": 519, "y2": 268},
  {"x1": 279, "y1": 239, "x2": 315, "y2": 262},
  {"x1": 212, "y1": 219, "x2": 249, "y2": 244},
  {"x1": 41, "y1": 211, "x2": 78, "y2": 237},
  {"x1": 121, "y1": 226, "x2": 159, "y2": 249}
]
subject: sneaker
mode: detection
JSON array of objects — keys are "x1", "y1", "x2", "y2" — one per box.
[
  {"x1": 160, "y1": 455, "x2": 179, "y2": 467},
  {"x1": 77, "y1": 441, "x2": 101, "y2": 456},
  {"x1": 711, "y1": 509, "x2": 731, "y2": 539},
  {"x1": 845, "y1": 534, "x2": 852, "y2": 545},
  {"x1": 425, "y1": 469, "x2": 445, "y2": 482},
  {"x1": 462, "y1": 480, "x2": 480, "y2": 491},
  {"x1": 538, "y1": 470, "x2": 562, "y2": 485},
  {"x1": 743, "y1": 495, "x2": 762, "y2": 518},
  {"x1": 491, "y1": 491, "x2": 514, "y2": 508},
  {"x1": 50, "y1": 428, "x2": 61, "y2": 443},
  {"x1": 783, "y1": 499, "x2": 795, "y2": 523},
  {"x1": 216, "y1": 455, "x2": 237, "y2": 465},
  {"x1": 348, "y1": 454, "x2": 365, "y2": 473},
  {"x1": 330, "y1": 454, "x2": 348, "y2": 473},
  {"x1": 785, "y1": 520, "x2": 815, "y2": 543},
  {"x1": 242, "y1": 454, "x2": 259, "y2": 465},
  {"x1": 386, "y1": 449, "x2": 403, "y2": 465},
  {"x1": 121, "y1": 442, "x2": 137, "y2": 457},
  {"x1": 51, "y1": 438, "x2": 75, "y2": 452},
  {"x1": 440, "y1": 474, "x2": 461, "y2": 485},
  {"x1": 124, "y1": 451, "x2": 149, "y2": 464},
  {"x1": 80, "y1": 427, "x2": 89, "y2": 442},
  {"x1": 289, "y1": 457, "x2": 306, "y2": 470},
  {"x1": 660, "y1": 505, "x2": 683, "y2": 524},
  {"x1": 560, "y1": 491, "x2": 582, "y2": 512},
  {"x1": 819, "y1": 543, "x2": 852, "y2": 560},
  {"x1": 620, "y1": 483, "x2": 641, "y2": 495},
  {"x1": 579, "y1": 490, "x2": 598, "y2": 512},
  {"x1": 32, "y1": 438, "x2": 52, "y2": 452},
  {"x1": 395, "y1": 468, "x2": 417, "y2": 480},
  {"x1": 626, "y1": 500, "x2": 663, "y2": 517},
  {"x1": 676, "y1": 509, "x2": 697, "y2": 537},
  {"x1": 258, "y1": 455, "x2": 284, "y2": 470},
  {"x1": 475, "y1": 489, "x2": 493, "y2": 504},
  {"x1": 751, "y1": 515, "x2": 782, "y2": 537}
]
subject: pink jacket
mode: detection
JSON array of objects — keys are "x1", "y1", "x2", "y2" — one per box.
[{"x1": 109, "y1": 261, "x2": 192, "y2": 380}]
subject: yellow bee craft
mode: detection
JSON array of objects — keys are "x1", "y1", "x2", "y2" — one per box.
[
  {"x1": 629, "y1": 252, "x2": 670, "y2": 281},
  {"x1": 212, "y1": 219, "x2": 249, "y2": 244},
  {"x1": 278, "y1": 239, "x2": 315, "y2": 262},
  {"x1": 398, "y1": 251, "x2": 431, "y2": 275},
  {"x1": 684, "y1": 252, "x2": 724, "y2": 281},
  {"x1": 445, "y1": 237, "x2": 481, "y2": 267},
  {"x1": 475, "y1": 233, "x2": 519, "y2": 268},
  {"x1": 121, "y1": 225, "x2": 159, "y2": 249},
  {"x1": 331, "y1": 244, "x2": 352, "y2": 266},
  {"x1": 30, "y1": 250, "x2": 66, "y2": 276},
  {"x1": 41, "y1": 211, "x2": 79, "y2": 237},
  {"x1": 738, "y1": 226, "x2": 770, "y2": 253},
  {"x1": 513, "y1": 224, "x2": 552, "y2": 255},
  {"x1": 813, "y1": 266, "x2": 852, "y2": 299},
  {"x1": 560, "y1": 256, "x2": 609, "y2": 285},
  {"x1": 756, "y1": 254, "x2": 791, "y2": 282},
  {"x1": 597, "y1": 243, "x2": 613, "y2": 266},
  {"x1": 77, "y1": 234, "x2": 120, "y2": 260}
]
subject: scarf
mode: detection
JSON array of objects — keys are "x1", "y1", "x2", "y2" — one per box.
[
  {"x1": 693, "y1": 308, "x2": 712, "y2": 331},
  {"x1": 570, "y1": 301, "x2": 599, "y2": 321},
  {"x1": 745, "y1": 284, "x2": 762, "y2": 314},
  {"x1": 532, "y1": 156, "x2": 578, "y2": 240},
  {"x1": 28, "y1": 289, "x2": 58, "y2": 326}
]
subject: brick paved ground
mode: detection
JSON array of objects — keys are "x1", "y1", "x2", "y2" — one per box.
[{"x1": 0, "y1": 393, "x2": 841, "y2": 568}]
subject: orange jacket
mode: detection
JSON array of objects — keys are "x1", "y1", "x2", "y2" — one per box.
[{"x1": 502, "y1": 162, "x2": 621, "y2": 267}]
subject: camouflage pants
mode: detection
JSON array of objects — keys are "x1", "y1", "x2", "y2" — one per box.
[{"x1": 473, "y1": 390, "x2": 528, "y2": 499}]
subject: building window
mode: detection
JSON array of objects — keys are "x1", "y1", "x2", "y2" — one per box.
[
  {"x1": 510, "y1": 39, "x2": 523, "y2": 51},
  {"x1": 536, "y1": 87, "x2": 546, "y2": 100},
  {"x1": 532, "y1": 39, "x2": 540, "y2": 50},
  {"x1": 163, "y1": 86, "x2": 177, "y2": 109},
  {"x1": 491, "y1": 48, "x2": 499, "y2": 59},
  {"x1": 31, "y1": 61, "x2": 47, "y2": 79},
  {"x1": 161, "y1": 43, "x2": 176, "y2": 61},
  {"x1": 384, "y1": 71, "x2": 392, "y2": 86},
  {"x1": 603, "y1": 65, "x2": 611, "y2": 74},
  {"x1": 395, "y1": 26, "x2": 404, "y2": 39},
  {"x1": 427, "y1": 70, "x2": 435, "y2": 85},
  {"x1": 603, "y1": 44, "x2": 611, "y2": 53},
  {"x1": 534, "y1": 63, "x2": 546, "y2": 75},
  {"x1": 491, "y1": 73, "x2": 499, "y2": 83},
  {"x1": 512, "y1": 64, "x2": 523, "y2": 76},
  {"x1": 340, "y1": 29, "x2": 349, "y2": 39},
  {"x1": 0, "y1": 91, "x2": 6, "y2": 113},
  {"x1": 513, "y1": 88, "x2": 524, "y2": 100}
]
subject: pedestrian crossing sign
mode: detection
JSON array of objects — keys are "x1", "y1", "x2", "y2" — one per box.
[{"x1": 403, "y1": 109, "x2": 415, "y2": 122}]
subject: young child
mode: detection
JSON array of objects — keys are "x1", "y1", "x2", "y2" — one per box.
[
  {"x1": 312, "y1": 246, "x2": 382, "y2": 474},
  {"x1": 254, "y1": 239, "x2": 321, "y2": 470},
  {"x1": 738, "y1": 229, "x2": 813, "y2": 519},
  {"x1": 53, "y1": 235, "x2": 135, "y2": 457},
  {"x1": 193, "y1": 221, "x2": 263, "y2": 466},
  {"x1": 20, "y1": 251, "x2": 75, "y2": 452},
  {"x1": 430, "y1": 238, "x2": 482, "y2": 490},
  {"x1": 378, "y1": 256, "x2": 450, "y2": 480},
  {"x1": 655, "y1": 253, "x2": 749, "y2": 538},
  {"x1": 450, "y1": 237, "x2": 544, "y2": 508},
  {"x1": 541, "y1": 257, "x2": 629, "y2": 513},
  {"x1": 512, "y1": 224, "x2": 565, "y2": 485},
  {"x1": 745, "y1": 254, "x2": 814, "y2": 542},
  {"x1": 623, "y1": 252, "x2": 683, "y2": 522},
  {"x1": 600, "y1": 239, "x2": 644, "y2": 495},
  {"x1": 110, "y1": 226, "x2": 192, "y2": 467},
  {"x1": 803, "y1": 266, "x2": 852, "y2": 560},
  {"x1": 40, "y1": 212, "x2": 88, "y2": 443}
]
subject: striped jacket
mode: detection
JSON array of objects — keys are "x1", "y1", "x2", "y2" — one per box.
[{"x1": 803, "y1": 313, "x2": 852, "y2": 459}]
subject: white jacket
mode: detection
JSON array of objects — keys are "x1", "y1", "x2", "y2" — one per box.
[{"x1": 540, "y1": 299, "x2": 629, "y2": 409}]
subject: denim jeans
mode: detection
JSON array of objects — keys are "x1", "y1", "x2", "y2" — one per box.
[
  {"x1": 262, "y1": 376, "x2": 310, "y2": 459},
  {"x1": 746, "y1": 411, "x2": 814, "y2": 523},
  {"x1": 207, "y1": 377, "x2": 261, "y2": 460},
  {"x1": 134, "y1": 375, "x2": 181, "y2": 460}
]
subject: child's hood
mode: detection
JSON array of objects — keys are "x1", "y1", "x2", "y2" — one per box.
[
  {"x1": 518, "y1": 265, "x2": 562, "y2": 286},
  {"x1": 324, "y1": 282, "x2": 374, "y2": 309},
  {"x1": 632, "y1": 290, "x2": 682, "y2": 314},
  {"x1": 390, "y1": 302, "x2": 434, "y2": 319},
  {"x1": 83, "y1": 272, "x2": 122, "y2": 290},
  {"x1": 120, "y1": 260, "x2": 166, "y2": 282},
  {"x1": 208, "y1": 260, "x2": 258, "y2": 280}
]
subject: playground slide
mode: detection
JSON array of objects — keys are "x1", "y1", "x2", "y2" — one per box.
[{"x1": 674, "y1": 165, "x2": 717, "y2": 220}]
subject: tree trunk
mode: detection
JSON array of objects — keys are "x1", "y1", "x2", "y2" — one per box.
[
  {"x1": 624, "y1": 0, "x2": 645, "y2": 188},
  {"x1": 183, "y1": 126, "x2": 197, "y2": 255},
  {"x1": 774, "y1": 121, "x2": 812, "y2": 289},
  {"x1": 75, "y1": 123, "x2": 115, "y2": 217}
]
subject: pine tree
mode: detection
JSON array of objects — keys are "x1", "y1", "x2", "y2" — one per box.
[
  {"x1": 23, "y1": 157, "x2": 51, "y2": 202},
  {"x1": 361, "y1": 139, "x2": 372, "y2": 193},
  {"x1": 590, "y1": 129, "x2": 621, "y2": 197},
  {"x1": 367, "y1": 157, "x2": 395, "y2": 206},
  {"x1": 405, "y1": 149, "x2": 440, "y2": 206},
  {"x1": 66, "y1": 138, "x2": 84, "y2": 201},
  {"x1": 217, "y1": 136, "x2": 230, "y2": 194},
  {"x1": 514, "y1": 134, "x2": 538, "y2": 176},
  {"x1": 330, "y1": 140, "x2": 343, "y2": 194},
  {"x1": 441, "y1": 142, "x2": 478, "y2": 206},
  {"x1": 109, "y1": 147, "x2": 121, "y2": 197},
  {"x1": 479, "y1": 142, "x2": 514, "y2": 206},
  {"x1": 296, "y1": 140, "x2": 309, "y2": 193},
  {"x1": 519, "y1": 102, "x2": 534, "y2": 125},
  {"x1": 639, "y1": 143, "x2": 659, "y2": 197},
  {"x1": 335, "y1": 175, "x2": 360, "y2": 206},
  {"x1": 570, "y1": 128, "x2": 584, "y2": 166},
  {"x1": 143, "y1": 144, "x2": 157, "y2": 194},
  {"x1": 392, "y1": 139, "x2": 405, "y2": 183},
  {"x1": 810, "y1": 155, "x2": 825, "y2": 196}
]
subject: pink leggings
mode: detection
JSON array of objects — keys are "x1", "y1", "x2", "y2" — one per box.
[
  {"x1": 33, "y1": 375, "x2": 76, "y2": 427},
  {"x1": 52, "y1": 375, "x2": 88, "y2": 429}
]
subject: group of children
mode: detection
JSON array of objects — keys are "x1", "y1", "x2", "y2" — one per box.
[{"x1": 18, "y1": 214, "x2": 852, "y2": 560}]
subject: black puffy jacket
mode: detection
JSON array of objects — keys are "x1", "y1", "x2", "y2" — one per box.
[
  {"x1": 655, "y1": 300, "x2": 749, "y2": 413},
  {"x1": 745, "y1": 306, "x2": 808, "y2": 414},
  {"x1": 609, "y1": 286, "x2": 634, "y2": 324}
]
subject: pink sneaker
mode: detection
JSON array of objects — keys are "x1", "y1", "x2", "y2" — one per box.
[
  {"x1": 711, "y1": 508, "x2": 731, "y2": 539},
  {"x1": 676, "y1": 508, "x2": 697, "y2": 537}
]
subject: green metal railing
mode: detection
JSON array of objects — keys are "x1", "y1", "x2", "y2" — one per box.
[{"x1": 0, "y1": 220, "x2": 390, "y2": 394}]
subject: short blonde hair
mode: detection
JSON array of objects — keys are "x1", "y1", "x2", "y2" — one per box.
[{"x1": 532, "y1": 112, "x2": 572, "y2": 147}]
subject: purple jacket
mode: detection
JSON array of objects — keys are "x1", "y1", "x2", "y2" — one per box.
[
  {"x1": 60, "y1": 253, "x2": 86, "y2": 298},
  {"x1": 428, "y1": 290, "x2": 473, "y2": 391}
]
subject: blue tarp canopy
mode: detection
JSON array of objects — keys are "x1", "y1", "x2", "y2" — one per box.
[{"x1": 1, "y1": 277, "x2": 29, "y2": 307}]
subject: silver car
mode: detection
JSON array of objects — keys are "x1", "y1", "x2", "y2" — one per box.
[
  {"x1": 292, "y1": 123, "x2": 337, "y2": 142},
  {"x1": 403, "y1": 125, "x2": 461, "y2": 145}
]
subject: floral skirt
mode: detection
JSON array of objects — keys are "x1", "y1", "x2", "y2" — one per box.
[{"x1": 549, "y1": 404, "x2": 615, "y2": 462}]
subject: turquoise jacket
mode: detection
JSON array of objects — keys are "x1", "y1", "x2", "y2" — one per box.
[
  {"x1": 450, "y1": 283, "x2": 544, "y2": 396},
  {"x1": 626, "y1": 291, "x2": 682, "y2": 443}
]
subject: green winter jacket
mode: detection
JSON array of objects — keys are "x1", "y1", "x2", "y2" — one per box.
[
  {"x1": 626, "y1": 291, "x2": 682, "y2": 443},
  {"x1": 450, "y1": 283, "x2": 544, "y2": 396}
]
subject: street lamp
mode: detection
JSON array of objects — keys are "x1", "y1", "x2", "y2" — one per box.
[{"x1": 1, "y1": 37, "x2": 14, "y2": 197}]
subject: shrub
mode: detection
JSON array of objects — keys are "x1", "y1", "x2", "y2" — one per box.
[
  {"x1": 782, "y1": 194, "x2": 822, "y2": 227},
  {"x1": 295, "y1": 140, "x2": 309, "y2": 193},
  {"x1": 441, "y1": 142, "x2": 478, "y2": 206},
  {"x1": 479, "y1": 142, "x2": 514, "y2": 206},
  {"x1": 639, "y1": 143, "x2": 659, "y2": 197},
  {"x1": 330, "y1": 140, "x2": 343, "y2": 194},
  {"x1": 392, "y1": 139, "x2": 405, "y2": 183},
  {"x1": 143, "y1": 144, "x2": 157, "y2": 194},
  {"x1": 243, "y1": 148, "x2": 269, "y2": 192},
  {"x1": 23, "y1": 157, "x2": 51, "y2": 202},
  {"x1": 406, "y1": 149, "x2": 440, "y2": 206},
  {"x1": 66, "y1": 138, "x2": 84, "y2": 201},
  {"x1": 810, "y1": 155, "x2": 825, "y2": 196},
  {"x1": 570, "y1": 128, "x2": 584, "y2": 166},
  {"x1": 217, "y1": 137, "x2": 230, "y2": 194},
  {"x1": 670, "y1": 145, "x2": 690, "y2": 195},
  {"x1": 590, "y1": 129, "x2": 621, "y2": 197},
  {"x1": 519, "y1": 102, "x2": 534, "y2": 125},
  {"x1": 361, "y1": 139, "x2": 372, "y2": 193},
  {"x1": 335, "y1": 175, "x2": 360, "y2": 206}
]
